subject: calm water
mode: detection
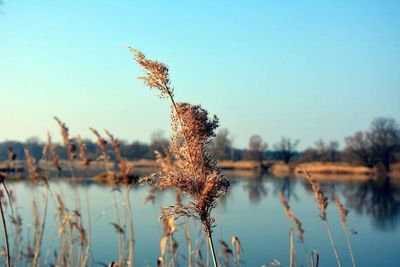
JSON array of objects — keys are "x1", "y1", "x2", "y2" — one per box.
[{"x1": 6, "y1": 174, "x2": 400, "y2": 267}]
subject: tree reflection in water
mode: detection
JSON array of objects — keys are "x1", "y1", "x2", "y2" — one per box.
[
  {"x1": 242, "y1": 174, "x2": 268, "y2": 204},
  {"x1": 272, "y1": 176, "x2": 299, "y2": 202},
  {"x1": 342, "y1": 177, "x2": 400, "y2": 231}
]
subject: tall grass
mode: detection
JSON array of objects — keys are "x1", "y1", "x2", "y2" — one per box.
[
  {"x1": 0, "y1": 48, "x2": 364, "y2": 267},
  {"x1": 129, "y1": 47, "x2": 230, "y2": 267}
]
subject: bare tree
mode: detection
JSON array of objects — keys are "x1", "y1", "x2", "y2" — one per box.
[
  {"x1": 345, "y1": 117, "x2": 400, "y2": 172},
  {"x1": 345, "y1": 131, "x2": 377, "y2": 168},
  {"x1": 315, "y1": 139, "x2": 340, "y2": 162},
  {"x1": 369, "y1": 118, "x2": 400, "y2": 172},
  {"x1": 246, "y1": 135, "x2": 268, "y2": 162},
  {"x1": 274, "y1": 137, "x2": 299, "y2": 164},
  {"x1": 210, "y1": 128, "x2": 233, "y2": 160}
]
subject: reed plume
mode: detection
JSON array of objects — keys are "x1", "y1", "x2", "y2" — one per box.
[
  {"x1": 77, "y1": 135, "x2": 91, "y2": 170},
  {"x1": 278, "y1": 192, "x2": 305, "y2": 242},
  {"x1": 129, "y1": 47, "x2": 230, "y2": 267},
  {"x1": 24, "y1": 149, "x2": 47, "y2": 185},
  {"x1": 105, "y1": 130, "x2": 131, "y2": 182},
  {"x1": 90, "y1": 128, "x2": 111, "y2": 173},
  {"x1": 54, "y1": 116, "x2": 76, "y2": 162},
  {"x1": 43, "y1": 132, "x2": 62, "y2": 175},
  {"x1": 303, "y1": 169, "x2": 342, "y2": 267}
]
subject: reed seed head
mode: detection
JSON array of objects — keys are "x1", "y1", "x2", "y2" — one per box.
[
  {"x1": 128, "y1": 47, "x2": 173, "y2": 99},
  {"x1": 133, "y1": 47, "x2": 230, "y2": 232},
  {"x1": 334, "y1": 192, "x2": 348, "y2": 225},
  {"x1": 303, "y1": 169, "x2": 328, "y2": 221}
]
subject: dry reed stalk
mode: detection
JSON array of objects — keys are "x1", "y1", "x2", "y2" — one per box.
[
  {"x1": 231, "y1": 236, "x2": 241, "y2": 267},
  {"x1": 303, "y1": 169, "x2": 342, "y2": 267},
  {"x1": 278, "y1": 192, "x2": 310, "y2": 267},
  {"x1": 219, "y1": 240, "x2": 233, "y2": 267},
  {"x1": 25, "y1": 149, "x2": 47, "y2": 186},
  {"x1": 105, "y1": 130, "x2": 132, "y2": 183},
  {"x1": 77, "y1": 135, "x2": 91, "y2": 170},
  {"x1": 125, "y1": 188, "x2": 135, "y2": 267},
  {"x1": 0, "y1": 189, "x2": 10, "y2": 267},
  {"x1": 54, "y1": 116, "x2": 76, "y2": 176},
  {"x1": 159, "y1": 214, "x2": 176, "y2": 267},
  {"x1": 43, "y1": 132, "x2": 62, "y2": 176},
  {"x1": 278, "y1": 192, "x2": 305, "y2": 242},
  {"x1": 130, "y1": 47, "x2": 229, "y2": 267},
  {"x1": 334, "y1": 192, "x2": 356, "y2": 267},
  {"x1": 90, "y1": 128, "x2": 109, "y2": 170},
  {"x1": 91, "y1": 128, "x2": 125, "y2": 265},
  {"x1": 289, "y1": 227, "x2": 294, "y2": 267}
]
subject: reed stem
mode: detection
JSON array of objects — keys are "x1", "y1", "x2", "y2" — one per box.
[
  {"x1": 206, "y1": 227, "x2": 218, "y2": 267},
  {"x1": 324, "y1": 220, "x2": 342, "y2": 267},
  {"x1": 289, "y1": 227, "x2": 294, "y2": 267},
  {"x1": 0, "y1": 200, "x2": 10, "y2": 267},
  {"x1": 342, "y1": 224, "x2": 356, "y2": 267}
]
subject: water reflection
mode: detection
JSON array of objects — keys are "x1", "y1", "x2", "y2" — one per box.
[
  {"x1": 236, "y1": 173, "x2": 400, "y2": 231},
  {"x1": 271, "y1": 175, "x2": 299, "y2": 201},
  {"x1": 242, "y1": 174, "x2": 268, "y2": 204},
  {"x1": 342, "y1": 178, "x2": 400, "y2": 231},
  {"x1": 114, "y1": 170, "x2": 400, "y2": 233}
]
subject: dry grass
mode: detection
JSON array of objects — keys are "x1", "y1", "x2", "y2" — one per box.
[{"x1": 129, "y1": 47, "x2": 229, "y2": 267}]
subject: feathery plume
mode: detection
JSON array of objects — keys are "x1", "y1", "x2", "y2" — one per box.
[
  {"x1": 333, "y1": 192, "x2": 348, "y2": 225},
  {"x1": 278, "y1": 192, "x2": 305, "y2": 242},
  {"x1": 130, "y1": 47, "x2": 229, "y2": 267},
  {"x1": 303, "y1": 169, "x2": 328, "y2": 220}
]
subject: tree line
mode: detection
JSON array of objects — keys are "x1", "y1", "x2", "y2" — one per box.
[
  {"x1": 209, "y1": 117, "x2": 400, "y2": 172},
  {"x1": 1, "y1": 117, "x2": 399, "y2": 172}
]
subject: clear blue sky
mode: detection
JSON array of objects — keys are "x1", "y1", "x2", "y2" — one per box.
[{"x1": 0, "y1": 0, "x2": 399, "y2": 149}]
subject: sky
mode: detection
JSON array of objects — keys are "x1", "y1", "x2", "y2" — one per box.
[{"x1": 0, "y1": 0, "x2": 399, "y2": 149}]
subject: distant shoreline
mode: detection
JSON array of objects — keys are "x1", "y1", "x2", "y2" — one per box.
[{"x1": 2, "y1": 159, "x2": 399, "y2": 182}]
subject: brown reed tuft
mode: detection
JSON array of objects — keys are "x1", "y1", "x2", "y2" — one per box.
[
  {"x1": 333, "y1": 192, "x2": 348, "y2": 225},
  {"x1": 303, "y1": 169, "x2": 342, "y2": 267},
  {"x1": 77, "y1": 135, "x2": 91, "y2": 170},
  {"x1": 54, "y1": 116, "x2": 76, "y2": 161},
  {"x1": 105, "y1": 130, "x2": 131, "y2": 181},
  {"x1": 278, "y1": 192, "x2": 305, "y2": 242},
  {"x1": 24, "y1": 149, "x2": 47, "y2": 185},
  {"x1": 303, "y1": 169, "x2": 328, "y2": 220},
  {"x1": 44, "y1": 132, "x2": 62, "y2": 174},
  {"x1": 90, "y1": 128, "x2": 108, "y2": 161},
  {"x1": 130, "y1": 47, "x2": 229, "y2": 267}
]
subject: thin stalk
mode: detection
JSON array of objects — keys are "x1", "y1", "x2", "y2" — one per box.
[
  {"x1": 324, "y1": 220, "x2": 342, "y2": 267},
  {"x1": 301, "y1": 242, "x2": 311, "y2": 267},
  {"x1": 169, "y1": 234, "x2": 175, "y2": 267},
  {"x1": 184, "y1": 220, "x2": 192, "y2": 267},
  {"x1": 126, "y1": 188, "x2": 135, "y2": 267},
  {"x1": 205, "y1": 227, "x2": 218, "y2": 267},
  {"x1": 0, "y1": 201, "x2": 10, "y2": 267},
  {"x1": 289, "y1": 227, "x2": 294, "y2": 267},
  {"x1": 342, "y1": 224, "x2": 356, "y2": 267},
  {"x1": 81, "y1": 169, "x2": 92, "y2": 267},
  {"x1": 33, "y1": 189, "x2": 49, "y2": 267}
]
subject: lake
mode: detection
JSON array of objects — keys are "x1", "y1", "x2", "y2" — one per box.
[{"x1": 5, "y1": 173, "x2": 400, "y2": 267}]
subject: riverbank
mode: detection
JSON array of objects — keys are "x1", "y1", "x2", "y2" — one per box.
[{"x1": 2, "y1": 159, "x2": 400, "y2": 182}]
